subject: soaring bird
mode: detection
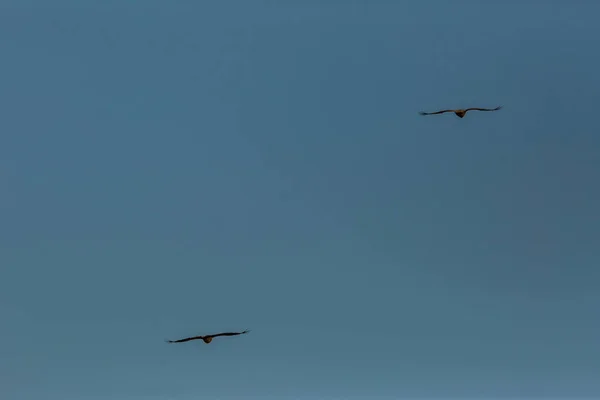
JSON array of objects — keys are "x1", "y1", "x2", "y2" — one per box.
[
  {"x1": 419, "y1": 106, "x2": 502, "y2": 118},
  {"x1": 166, "y1": 330, "x2": 250, "y2": 344}
]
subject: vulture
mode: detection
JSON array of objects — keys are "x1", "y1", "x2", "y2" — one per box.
[
  {"x1": 166, "y1": 330, "x2": 250, "y2": 344},
  {"x1": 419, "y1": 106, "x2": 502, "y2": 118}
]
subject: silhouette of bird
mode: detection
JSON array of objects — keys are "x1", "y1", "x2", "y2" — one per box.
[
  {"x1": 166, "y1": 330, "x2": 250, "y2": 344},
  {"x1": 419, "y1": 106, "x2": 502, "y2": 118}
]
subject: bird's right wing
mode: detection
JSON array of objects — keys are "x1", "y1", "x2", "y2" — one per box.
[
  {"x1": 419, "y1": 109, "x2": 455, "y2": 116},
  {"x1": 165, "y1": 335, "x2": 204, "y2": 343}
]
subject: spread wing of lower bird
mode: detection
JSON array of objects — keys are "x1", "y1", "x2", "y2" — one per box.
[
  {"x1": 464, "y1": 106, "x2": 502, "y2": 112},
  {"x1": 165, "y1": 335, "x2": 205, "y2": 343},
  {"x1": 210, "y1": 330, "x2": 251, "y2": 338},
  {"x1": 418, "y1": 109, "x2": 455, "y2": 116}
]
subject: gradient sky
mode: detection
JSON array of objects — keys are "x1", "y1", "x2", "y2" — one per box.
[{"x1": 2, "y1": 1, "x2": 600, "y2": 399}]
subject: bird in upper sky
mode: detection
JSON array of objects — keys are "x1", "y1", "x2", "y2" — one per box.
[
  {"x1": 166, "y1": 330, "x2": 250, "y2": 344},
  {"x1": 419, "y1": 106, "x2": 502, "y2": 118}
]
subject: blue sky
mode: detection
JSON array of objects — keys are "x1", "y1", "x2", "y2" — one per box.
[{"x1": 2, "y1": 1, "x2": 600, "y2": 399}]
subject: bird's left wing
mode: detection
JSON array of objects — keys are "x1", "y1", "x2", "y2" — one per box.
[
  {"x1": 210, "y1": 330, "x2": 251, "y2": 338},
  {"x1": 465, "y1": 106, "x2": 502, "y2": 112}
]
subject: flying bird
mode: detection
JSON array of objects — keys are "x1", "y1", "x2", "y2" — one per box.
[
  {"x1": 419, "y1": 106, "x2": 502, "y2": 118},
  {"x1": 166, "y1": 330, "x2": 250, "y2": 344}
]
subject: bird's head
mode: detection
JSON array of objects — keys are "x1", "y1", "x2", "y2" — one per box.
[{"x1": 203, "y1": 337, "x2": 213, "y2": 344}]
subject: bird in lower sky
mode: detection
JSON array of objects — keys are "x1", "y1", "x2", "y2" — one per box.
[
  {"x1": 166, "y1": 330, "x2": 250, "y2": 344},
  {"x1": 419, "y1": 106, "x2": 502, "y2": 118}
]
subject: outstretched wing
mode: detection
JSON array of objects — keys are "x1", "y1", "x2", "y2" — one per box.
[
  {"x1": 165, "y1": 335, "x2": 205, "y2": 343},
  {"x1": 418, "y1": 109, "x2": 456, "y2": 116},
  {"x1": 465, "y1": 106, "x2": 502, "y2": 112},
  {"x1": 209, "y1": 330, "x2": 251, "y2": 338}
]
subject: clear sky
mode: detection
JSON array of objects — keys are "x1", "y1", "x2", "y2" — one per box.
[{"x1": 2, "y1": 1, "x2": 600, "y2": 399}]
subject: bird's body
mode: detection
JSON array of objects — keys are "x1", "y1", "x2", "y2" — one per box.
[
  {"x1": 166, "y1": 330, "x2": 250, "y2": 344},
  {"x1": 419, "y1": 106, "x2": 502, "y2": 118}
]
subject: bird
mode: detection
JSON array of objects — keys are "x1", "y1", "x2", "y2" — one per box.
[
  {"x1": 165, "y1": 330, "x2": 250, "y2": 344},
  {"x1": 419, "y1": 106, "x2": 502, "y2": 118}
]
